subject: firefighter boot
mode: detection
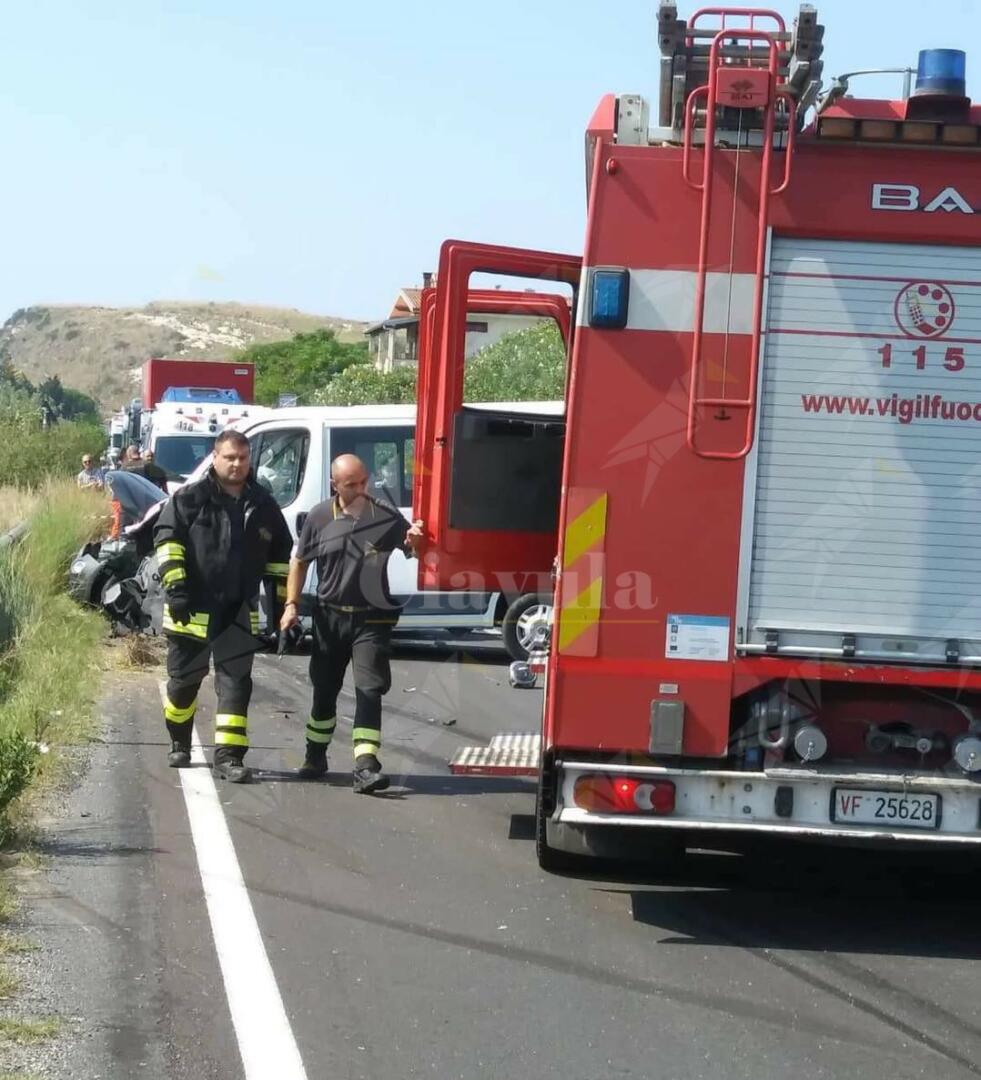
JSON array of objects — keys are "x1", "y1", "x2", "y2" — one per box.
[
  {"x1": 166, "y1": 720, "x2": 192, "y2": 769},
  {"x1": 213, "y1": 746, "x2": 252, "y2": 784},
  {"x1": 297, "y1": 743, "x2": 329, "y2": 780},
  {"x1": 167, "y1": 741, "x2": 191, "y2": 769},
  {"x1": 352, "y1": 754, "x2": 390, "y2": 795}
]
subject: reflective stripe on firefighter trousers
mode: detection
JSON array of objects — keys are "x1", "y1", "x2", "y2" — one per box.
[
  {"x1": 306, "y1": 716, "x2": 336, "y2": 745},
  {"x1": 164, "y1": 697, "x2": 197, "y2": 724},
  {"x1": 353, "y1": 726, "x2": 381, "y2": 759},
  {"x1": 215, "y1": 713, "x2": 249, "y2": 748}
]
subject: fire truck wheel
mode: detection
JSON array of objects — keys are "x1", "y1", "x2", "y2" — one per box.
[
  {"x1": 502, "y1": 593, "x2": 553, "y2": 662},
  {"x1": 535, "y1": 769, "x2": 585, "y2": 873}
]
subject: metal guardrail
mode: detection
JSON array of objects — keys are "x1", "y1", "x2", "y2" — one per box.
[{"x1": 0, "y1": 521, "x2": 29, "y2": 549}]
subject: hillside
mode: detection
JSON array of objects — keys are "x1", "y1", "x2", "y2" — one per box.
[{"x1": 0, "y1": 301, "x2": 369, "y2": 412}]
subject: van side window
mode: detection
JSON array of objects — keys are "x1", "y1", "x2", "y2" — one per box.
[
  {"x1": 403, "y1": 437, "x2": 415, "y2": 498},
  {"x1": 251, "y1": 428, "x2": 310, "y2": 508},
  {"x1": 330, "y1": 426, "x2": 414, "y2": 507}
]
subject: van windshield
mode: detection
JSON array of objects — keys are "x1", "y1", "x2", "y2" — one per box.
[{"x1": 154, "y1": 435, "x2": 217, "y2": 479}]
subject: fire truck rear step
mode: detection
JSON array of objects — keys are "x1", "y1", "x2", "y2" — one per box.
[{"x1": 449, "y1": 732, "x2": 541, "y2": 776}]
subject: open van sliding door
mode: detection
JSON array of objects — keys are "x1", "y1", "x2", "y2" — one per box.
[{"x1": 414, "y1": 240, "x2": 582, "y2": 595}]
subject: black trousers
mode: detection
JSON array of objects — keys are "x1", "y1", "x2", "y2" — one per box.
[
  {"x1": 163, "y1": 603, "x2": 257, "y2": 754},
  {"x1": 308, "y1": 606, "x2": 396, "y2": 758}
]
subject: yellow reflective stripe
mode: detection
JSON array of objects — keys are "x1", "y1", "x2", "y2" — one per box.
[
  {"x1": 157, "y1": 542, "x2": 186, "y2": 562},
  {"x1": 275, "y1": 583, "x2": 287, "y2": 600},
  {"x1": 264, "y1": 562, "x2": 289, "y2": 577},
  {"x1": 162, "y1": 567, "x2": 186, "y2": 587},
  {"x1": 352, "y1": 727, "x2": 381, "y2": 743},
  {"x1": 163, "y1": 607, "x2": 209, "y2": 625},
  {"x1": 557, "y1": 576, "x2": 603, "y2": 652},
  {"x1": 163, "y1": 611, "x2": 208, "y2": 638},
  {"x1": 354, "y1": 743, "x2": 379, "y2": 759},
  {"x1": 563, "y1": 493, "x2": 608, "y2": 570},
  {"x1": 164, "y1": 698, "x2": 196, "y2": 723},
  {"x1": 215, "y1": 713, "x2": 247, "y2": 728},
  {"x1": 215, "y1": 714, "x2": 248, "y2": 748},
  {"x1": 307, "y1": 717, "x2": 336, "y2": 743},
  {"x1": 215, "y1": 730, "x2": 249, "y2": 747},
  {"x1": 249, "y1": 611, "x2": 260, "y2": 633}
]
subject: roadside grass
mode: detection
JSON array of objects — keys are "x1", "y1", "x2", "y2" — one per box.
[
  {"x1": 0, "y1": 935, "x2": 35, "y2": 957},
  {"x1": 0, "y1": 964, "x2": 19, "y2": 1000},
  {"x1": 0, "y1": 492, "x2": 37, "y2": 539},
  {"x1": 123, "y1": 632, "x2": 161, "y2": 669},
  {"x1": 0, "y1": 880, "x2": 16, "y2": 924},
  {"x1": 0, "y1": 1017, "x2": 61, "y2": 1044},
  {"x1": 0, "y1": 475, "x2": 109, "y2": 1070},
  {"x1": 0, "y1": 482, "x2": 107, "y2": 837}
]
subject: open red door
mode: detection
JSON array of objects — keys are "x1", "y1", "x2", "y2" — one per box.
[{"x1": 414, "y1": 240, "x2": 582, "y2": 595}]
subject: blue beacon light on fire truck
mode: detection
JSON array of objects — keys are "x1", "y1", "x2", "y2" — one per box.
[
  {"x1": 588, "y1": 268, "x2": 630, "y2": 329},
  {"x1": 912, "y1": 49, "x2": 967, "y2": 98}
]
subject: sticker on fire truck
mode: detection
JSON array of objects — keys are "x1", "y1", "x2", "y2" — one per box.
[{"x1": 665, "y1": 614, "x2": 730, "y2": 662}]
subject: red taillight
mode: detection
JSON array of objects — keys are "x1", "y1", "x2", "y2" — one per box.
[{"x1": 573, "y1": 774, "x2": 675, "y2": 815}]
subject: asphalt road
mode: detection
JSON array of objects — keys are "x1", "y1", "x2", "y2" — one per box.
[{"x1": 19, "y1": 632, "x2": 981, "y2": 1080}]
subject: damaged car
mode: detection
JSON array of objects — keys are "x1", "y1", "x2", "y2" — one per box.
[{"x1": 68, "y1": 470, "x2": 168, "y2": 633}]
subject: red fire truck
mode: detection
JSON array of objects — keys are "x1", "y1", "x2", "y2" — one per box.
[{"x1": 416, "y1": 4, "x2": 981, "y2": 868}]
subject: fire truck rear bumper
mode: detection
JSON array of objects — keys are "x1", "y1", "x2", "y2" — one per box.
[{"x1": 553, "y1": 760, "x2": 981, "y2": 848}]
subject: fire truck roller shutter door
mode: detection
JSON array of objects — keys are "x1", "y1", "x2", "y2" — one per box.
[{"x1": 742, "y1": 235, "x2": 981, "y2": 664}]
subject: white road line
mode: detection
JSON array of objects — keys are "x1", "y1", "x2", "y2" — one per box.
[{"x1": 159, "y1": 682, "x2": 308, "y2": 1079}]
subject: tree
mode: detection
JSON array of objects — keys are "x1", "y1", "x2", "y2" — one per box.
[
  {"x1": 240, "y1": 329, "x2": 369, "y2": 406},
  {"x1": 36, "y1": 375, "x2": 100, "y2": 422},
  {"x1": 462, "y1": 321, "x2": 566, "y2": 402},
  {"x1": 309, "y1": 320, "x2": 568, "y2": 406},
  {"x1": 315, "y1": 363, "x2": 416, "y2": 406}
]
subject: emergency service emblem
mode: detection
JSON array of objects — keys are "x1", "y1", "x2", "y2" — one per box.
[{"x1": 894, "y1": 282, "x2": 956, "y2": 338}]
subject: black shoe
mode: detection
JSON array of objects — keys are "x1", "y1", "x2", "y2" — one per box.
[
  {"x1": 298, "y1": 750, "x2": 329, "y2": 780},
  {"x1": 352, "y1": 754, "x2": 390, "y2": 794},
  {"x1": 167, "y1": 742, "x2": 191, "y2": 769},
  {"x1": 213, "y1": 749, "x2": 252, "y2": 784}
]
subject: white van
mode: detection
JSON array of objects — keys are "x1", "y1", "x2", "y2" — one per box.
[{"x1": 228, "y1": 403, "x2": 562, "y2": 654}]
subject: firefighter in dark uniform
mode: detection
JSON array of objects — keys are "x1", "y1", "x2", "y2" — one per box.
[
  {"x1": 154, "y1": 429, "x2": 293, "y2": 783},
  {"x1": 280, "y1": 454, "x2": 425, "y2": 792}
]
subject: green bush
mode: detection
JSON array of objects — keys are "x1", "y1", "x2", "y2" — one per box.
[
  {"x1": 0, "y1": 731, "x2": 37, "y2": 827},
  {"x1": 241, "y1": 329, "x2": 369, "y2": 406},
  {"x1": 0, "y1": 420, "x2": 105, "y2": 490},
  {"x1": 315, "y1": 362, "x2": 417, "y2": 405},
  {"x1": 463, "y1": 321, "x2": 566, "y2": 402}
]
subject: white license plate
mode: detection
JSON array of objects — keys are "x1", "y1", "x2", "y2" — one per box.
[{"x1": 832, "y1": 788, "x2": 940, "y2": 830}]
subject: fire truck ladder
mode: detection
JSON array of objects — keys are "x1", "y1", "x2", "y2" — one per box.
[{"x1": 680, "y1": 8, "x2": 799, "y2": 459}]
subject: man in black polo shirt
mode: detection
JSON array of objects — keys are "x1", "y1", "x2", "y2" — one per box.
[{"x1": 281, "y1": 454, "x2": 425, "y2": 792}]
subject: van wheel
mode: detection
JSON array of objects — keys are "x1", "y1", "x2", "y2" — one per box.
[{"x1": 502, "y1": 593, "x2": 553, "y2": 662}]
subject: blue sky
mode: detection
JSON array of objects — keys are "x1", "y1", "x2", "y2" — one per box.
[{"x1": 0, "y1": 0, "x2": 977, "y2": 323}]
